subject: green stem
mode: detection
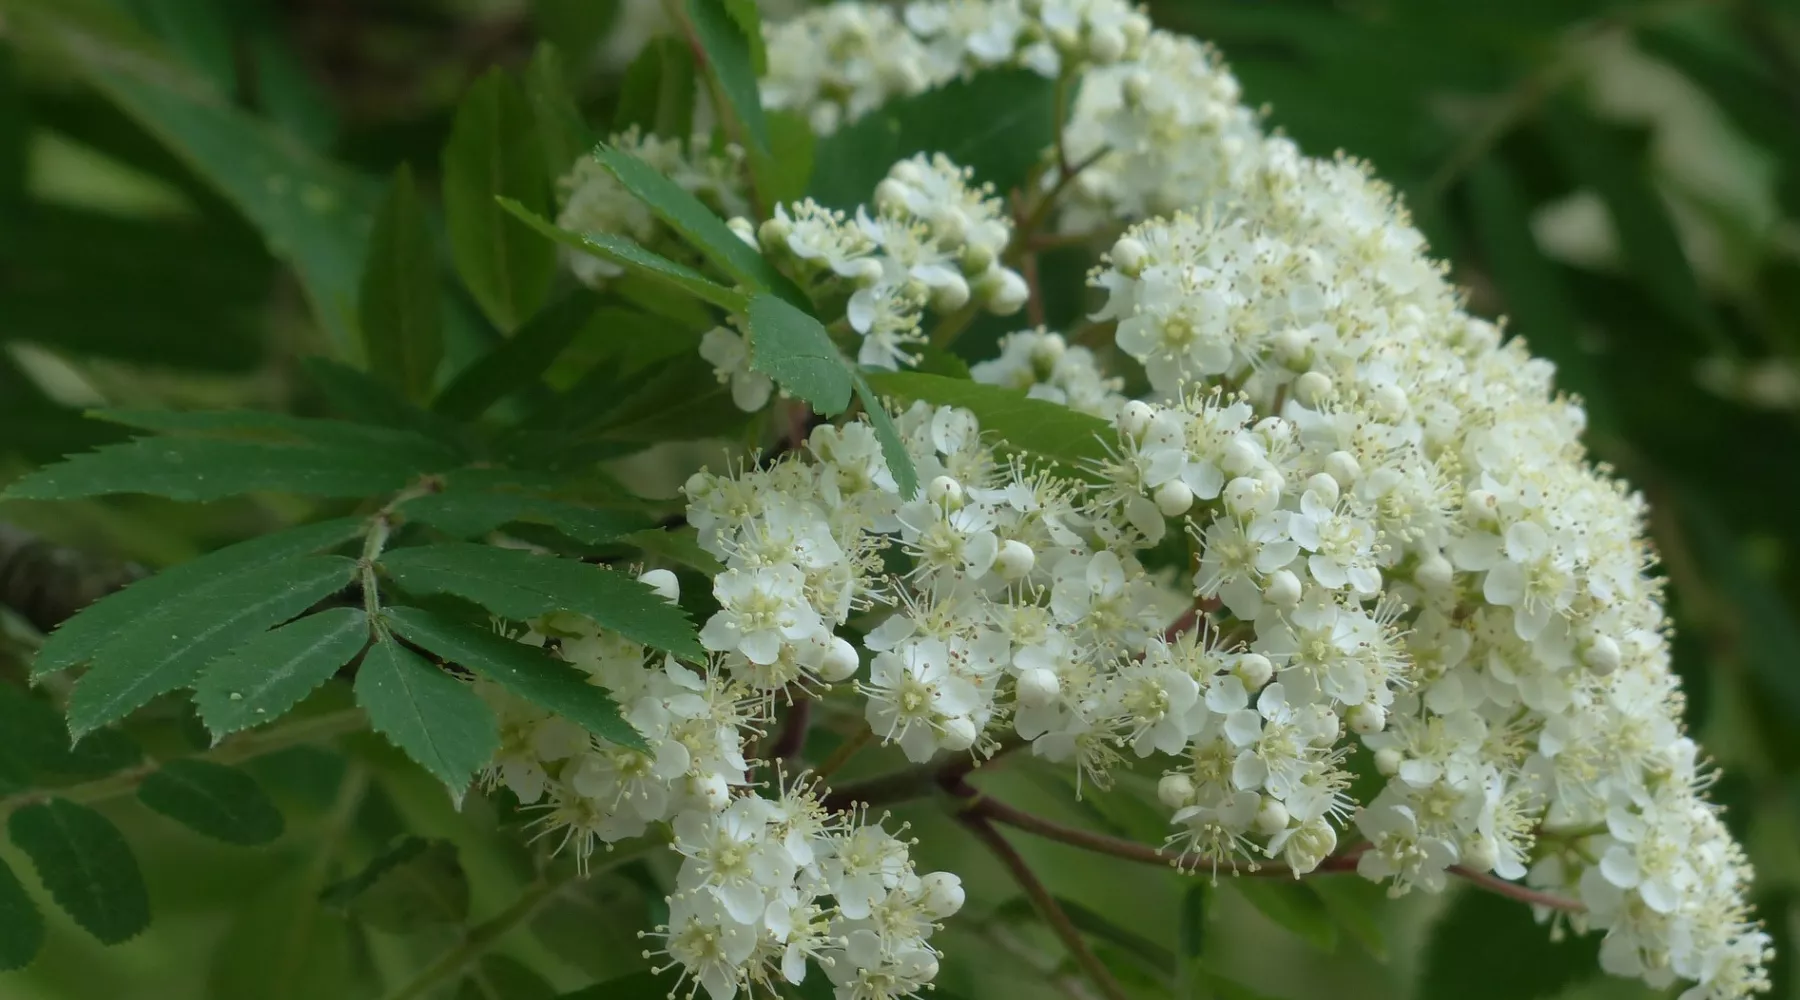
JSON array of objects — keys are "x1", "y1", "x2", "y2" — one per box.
[{"x1": 0, "y1": 708, "x2": 366, "y2": 815}]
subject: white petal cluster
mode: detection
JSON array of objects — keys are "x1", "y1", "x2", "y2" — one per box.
[
  {"x1": 750, "y1": 154, "x2": 1028, "y2": 371},
  {"x1": 555, "y1": 128, "x2": 749, "y2": 287},
  {"x1": 970, "y1": 328, "x2": 1126, "y2": 419}
]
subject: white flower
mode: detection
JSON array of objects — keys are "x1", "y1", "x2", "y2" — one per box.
[
  {"x1": 702, "y1": 565, "x2": 827, "y2": 665},
  {"x1": 699, "y1": 326, "x2": 776, "y2": 412}
]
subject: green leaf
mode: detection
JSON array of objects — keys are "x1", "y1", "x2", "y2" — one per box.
[
  {"x1": 193, "y1": 607, "x2": 372, "y2": 738},
  {"x1": 67, "y1": 555, "x2": 358, "y2": 739},
  {"x1": 1234, "y1": 880, "x2": 1336, "y2": 953},
  {"x1": 321, "y1": 835, "x2": 470, "y2": 931},
  {"x1": 0, "y1": 686, "x2": 142, "y2": 779},
  {"x1": 91, "y1": 408, "x2": 462, "y2": 460},
  {"x1": 746, "y1": 293, "x2": 853, "y2": 415},
  {"x1": 851, "y1": 371, "x2": 920, "y2": 499},
  {"x1": 124, "y1": 0, "x2": 236, "y2": 96},
  {"x1": 615, "y1": 37, "x2": 697, "y2": 139},
  {"x1": 809, "y1": 69, "x2": 1057, "y2": 210},
  {"x1": 0, "y1": 856, "x2": 44, "y2": 971},
  {"x1": 9, "y1": 799, "x2": 150, "y2": 945},
  {"x1": 499, "y1": 197, "x2": 750, "y2": 311},
  {"x1": 863, "y1": 370, "x2": 1113, "y2": 470},
  {"x1": 359, "y1": 164, "x2": 443, "y2": 404},
  {"x1": 558, "y1": 971, "x2": 668, "y2": 999},
  {"x1": 683, "y1": 0, "x2": 768, "y2": 152},
  {"x1": 1308, "y1": 875, "x2": 1388, "y2": 961},
  {"x1": 3, "y1": 435, "x2": 449, "y2": 502},
  {"x1": 1543, "y1": 104, "x2": 1723, "y2": 351},
  {"x1": 241, "y1": 3, "x2": 339, "y2": 149},
  {"x1": 356, "y1": 635, "x2": 498, "y2": 804},
  {"x1": 523, "y1": 43, "x2": 592, "y2": 189},
  {"x1": 385, "y1": 606, "x2": 644, "y2": 750},
  {"x1": 209, "y1": 873, "x2": 355, "y2": 1000},
  {"x1": 593, "y1": 143, "x2": 801, "y2": 302},
  {"x1": 400, "y1": 490, "x2": 651, "y2": 546},
  {"x1": 380, "y1": 543, "x2": 703, "y2": 659},
  {"x1": 1000, "y1": 895, "x2": 1176, "y2": 979},
  {"x1": 137, "y1": 759, "x2": 286, "y2": 845},
  {"x1": 625, "y1": 526, "x2": 726, "y2": 575},
  {"x1": 1417, "y1": 886, "x2": 1597, "y2": 1000},
  {"x1": 434, "y1": 289, "x2": 600, "y2": 419},
  {"x1": 457, "y1": 955, "x2": 558, "y2": 1000},
  {"x1": 444, "y1": 70, "x2": 557, "y2": 332},
  {"x1": 763, "y1": 110, "x2": 817, "y2": 208},
  {"x1": 530, "y1": 0, "x2": 620, "y2": 76},
  {"x1": 32, "y1": 518, "x2": 363, "y2": 679},
  {"x1": 1177, "y1": 882, "x2": 1207, "y2": 994},
  {"x1": 302, "y1": 358, "x2": 466, "y2": 444}
]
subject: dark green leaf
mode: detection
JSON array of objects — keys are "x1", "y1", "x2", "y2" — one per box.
[
  {"x1": 381, "y1": 543, "x2": 702, "y2": 658},
  {"x1": 684, "y1": 0, "x2": 769, "y2": 152},
  {"x1": 67, "y1": 555, "x2": 358, "y2": 739},
  {"x1": 0, "y1": 46, "x2": 28, "y2": 228},
  {"x1": 321, "y1": 835, "x2": 469, "y2": 931},
  {"x1": 558, "y1": 970, "x2": 668, "y2": 999},
  {"x1": 444, "y1": 70, "x2": 557, "y2": 332},
  {"x1": 0, "y1": 857, "x2": 43, "y2": 971},
  {"x1": 593, "y1": 143, "x2": 801, "y2": 302},
  {"x1": 194, "y1": 608, "x2": 372, "y2": 738},
  {"x1": 137, "y1": 759, "x2": 286, "y2": 845},
  {"x1": 615, "y1": 37, "x2": 697, "y2": 139},
  {"x1": 809, "y1": 69, "x2": 1057, "y2": 211},
  {"x1": 302, "y1": 358, "x2": 466, "y2": 443},
  {"x1": 241, "y1": 3, "x2": 339, "y2": 149},
  {"x1": 625, "y1": 527, "x2": 726, "y2": 575},
  {"x1": 747, "y1": 293, "x2": 853, "y2": 415},
  {"x1": 434, "y1": 289, "x2": 600, "y2": 419},
  {"x1": 499, "y1": 196, "x2": 750, "y2": 311},
  {"x1": 356, "y1": 635, "x2": 498, "y2": 804},
  {"x1": 1308, "y1": 875, "x2": 1388, "y2": 961},
  {"x1": 400, "y1": 490, "x2": 651, "y2": 546},
  {"x1": 360, "y1": 164, "x2": 443, "y2": 404},
  {"x1": 1417, "y1": 886, "x2": 1597, "y2": 1000},
  {"x1": 457, "y1": 955, "x2": 558, "y2": 1000},
  {"x1": 524, "y1": 43, "x2": 592, "y2": 189},
  {"x1": 9, "y1": 799, "x2": 150, "y2": 945},
  {"x1": 863, "y1": 370, "x2": 1113, "y2": 470},
  {"x1": 530, "y1": 0, "x2": 620, "y2": 76},
  {"x1": 851, "y1": 371, "x2": 920, "y2": 499},
  {"x1": 0, "y1": 685, "x2": 142, "y2": 779},
  {"x1": 124, "y1": 0, "x2": 236, "y2": 96},
  {"x1": 4, "y1": 436, "x2": 448, "y2": 502},
  {"x1": 91, "y1": 408, "x2": 461, "y2": 460},
  {"x1": 1234, "y1": 880, "x2": 1336, "y2": 953},
  {"x1": 386, "y1": 605, "x2": 645, "y2": 750},
  {"x1": 32, "y1": 518, "x2": 362, "y2": 679},
  {"x1": 1177, "y1": 882, "x2": 1207, "y2": 996}
]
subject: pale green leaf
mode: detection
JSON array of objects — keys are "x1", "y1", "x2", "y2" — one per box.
[
  {"x1": 498, "y1": 197, "x2": 749, "y2": 311},
  {"x1": 1234, "y1": 880, "x2": 1336, "y2": 953},
  {"x1": 193, "y1": 608, "x2": 372, "y2": 738},
  {"x1": 9, "y1": 799, "x2": 150, "y2": 945},
  {"x1": 746, "y1": 292, "x2": 853, "y2": 415},
  {"x1": 208, "y1": 873, "x2": 355, "y2": 1000},
  {"x1": 444, "y1": 70, "x2": 556, "y2": 332},
  {"x1": 355, "y1": 636, "x2": 498, "y2": 805},
  {"x1": 379, "y1": 543, "x2": 703, "y2": 659},
  {"x1": 66, "y1": 555, "x2": 358, "y2": 739},
  {"x1": 385, "y1": 606, "x2": 645, "y2": 750},
  {"x1": 359, "y1": 163, "x2": 443, "y2": 404},
  {"x1": 137, "y1": 759, "x2": 286, "y2": 845},
  {"x1": 851, "y1": 370, "x2": 920, "y2": 499}
]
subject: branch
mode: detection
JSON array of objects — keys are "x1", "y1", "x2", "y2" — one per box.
[
  {"x1": 820, "y1": 734, "x2": 1027, "y2": 811},
  {"x1": 0, "y1": 522, "x2": 144, "y2": 636},
  {"x1": 960, "y1": 813, "x2": 1131, "y2": 1000},
  {"x1": 1448, "y1": 865, "x2": 1586, "y2": 912}
]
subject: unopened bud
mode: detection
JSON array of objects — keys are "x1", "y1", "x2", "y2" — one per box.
[
  {"x1": 1304, "y1": 472, "x2": 1340, "y2": 506},
  {"x1": 1119, "y1": 400, "x2": 1155, "y2": 439},
  {"x1": 931, "y1": 273, "x2": 972, "y2": 312},
  {"x1": 819, "y1": 636, "x2": 861, "y2": 683},
  {"x1": 1374, "y1": 747, "x2": 1403, "y2": 776},
  {"x1": 928, "y1": 475, "x2": 963, "y2": 508},
  {"x1": 996, "y1": 539, "x2": 1037, "y2": 579},
  {"x1": 940, "y1": 716, "x2": 978, "y2": 751},
  {"x1": 1017, "y1": 667, "x2": 1060, "y2": 709},
  {"x1": 1254, "y1": 797, "x2": 1290, "y2": 837},
  {"x1": 1582, "y1": 634, "x2": 1621, "y2": 676},
  {"x1": 982, "y1": 269, "x2": 1029, "y2": 315},
  {"x1": 1324, "y1": 450, "x2": 1360, "y2": 488},
  {"x1": 1294, "y1": 370, "x2": 1333, "y2": 407},
  {"x1": 1234, "y1": 652, "x2": 1274, "y2": 690},
  {"x1": 1111, "y1": 236, "x2": 1148, "y2": 276},
  {"x1": 637, "y1": 568, "x2": 680, "y2": 604},
  {"x1": 1155, "y1": 480, "x2": 1195, "y2": 517},
  {"x1": 1263, "y1": 570, "x2": 1302, "y2": 609},
  {"x1": 726, "y1": 216, "x2": 757, "y2": 248},
  {"x1": 1415, "y1": 552, "x2": 1454, "y2": 592},
  {"x1": 1347, "y1": 703, "x2": 1386, "y2": 735},
  {"x1": 1158, "y1": 772, "x2": 1195, "y2": 809}
]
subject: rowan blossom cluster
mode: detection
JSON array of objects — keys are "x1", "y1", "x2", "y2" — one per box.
[{"x1": 519, "y1": 1, "x2": 1772, "y2": 997}]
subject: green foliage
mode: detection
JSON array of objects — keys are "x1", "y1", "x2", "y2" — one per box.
[
  {"x1": 192, "y1": 607, "x2": 372, "y2": 738},
  {"x1": 379, "y1": 543, "x2": 703, "y2": 659},
  {"x1": 355, "y1": 635, "x2": 499, "y2": 805},
  {"x1": 458, "y1": 956, "x2": 559, "y2": 1000},
  {"x1": 616, "y1": 38, "x2": 698, "y2": 140},
  {"x1": 9, "y1": 799, "x2": 150, "y2": 945},
  {"x1": 4, "y1": 436, "x2": 440, "y2": 503},
  {"x1": 500, "y1": 198, "x2": 751, "y2": 310},
  {"x1": 443, "y1": 70, "x2": 557, "y2": 333},
  {"x1": 1418, "y1": 888, "x2": 1598, "y2": 1000},
  {"x1": 1233, "y1": 881, "x2": 1338, "y2": 954},
  {"x1": 0, "y1": 858, "x2": 44, "y2": 972},
  {"x1": 746, "y1": 293, "x2": 853, "y2": 415},
  {"x1": 321, "y1": 835, "x2": 470, "y2": 931},
  {"x1": 864, "y1": 370, "x2": 1113, "y2": 471},
  {"x1": 359, "y1": 164, "x2": 444, "y2": 404},
  {"x1": 136, "y1": 760, "x2": 285, "y2": 846},
  {"x1": 399, "y1": 489, "x2": 650, "y2": 546}
]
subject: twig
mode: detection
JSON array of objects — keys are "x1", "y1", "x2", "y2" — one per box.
[
  {"x1": 960, "y1": 813, "x2": 1131, "y2": 1000},
  {"x1": 820, "y1": 735, "x2": 1027, "y2": 811},
  {"x1": 1448, "y1": 866, "x2": 1587, "y2": 912}
]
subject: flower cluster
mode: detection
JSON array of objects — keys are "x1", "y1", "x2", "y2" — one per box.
[
  {"x1": 556, "y1": 128, "x2": 749, "y2": 287},
  {"x1": 969, "y1": 327, "x2": 1125, "y2": 419}
]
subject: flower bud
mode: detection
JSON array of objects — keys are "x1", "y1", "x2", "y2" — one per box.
[
  {"x1": 931, "y1": 273, "x2": 972, "y2": 313},
  {"x1": 1155, "y1": 480, "x2": 1195, "y2": 517},
  {"x1": 819, "y1": 635, "x2": 861, "y2": 683},
  {"x1": 889, "y1": 158, "x2": 926, "y2": 186},
  {"x1": 940, "y1": 715, "x2": 978, "y2": 751},
  {"x1": 1222, "y1": 438, "x2": 1262, "y2": 477},
  {"x1": 1582, "y1": 634, "x2": 1622, "y2": 676},
  {"x1": 693, "y1": 772, "x2": 731, "y2": 811},
  {"x1": 637, "y1": 568, "x2": 680, "y2": 604},
  {"x1": 1304, "y1": 472, "x2": 1340, "y2": 507},
  {"x1": 1461, "y1": 836, "x2": 1498, "y2": 874},
  {"x1": 1157, "y1": 772, "x2": 1195, "y2": 809},
  {"x1": 933, "y1": 207, "x2": 969, "y2": 246},
  {"x1": 1347, "y1": 703, "x2": 1386, "y2": 735},
  {"x1": 996, "y1": 539, "x2": 1036, "y2": 579},
  {"x1": 1234, "y1": 652, "x2": 1274, "y2": 691},
  {"x1": 1263, "y1": 570, "x2": 1302, "y2": 609},
  {"x1": 1119, "y1": 400, "x2": 1155, "y2": 439},
  {"x1": 1224, "y1": 476, "x2": 1275, "y2": 517},
  {"x1": 920, "y1": 872, "x2": 966, "y2": 919},
  {"x1": 1414, "y1": 552, "x2": 1453, "y2": 592},
  {"x1": 875, "y1": 178, "x2": 910, "y2": 214},
  {"x1": 726, "y1": 216, "x2": 757, "y2": 248},
  {"x1": 1463, "y1": 489, "x2": 1499, "y2": 528},
  {"x1": 1088, "y1": 24, "x2": 1127, "y2": 63},
  {"x1": 982, "y1": 269, "x2": 1030, "y2": 315},
  {"x1": 1111, "y1": 236, "x2": 1148, "y2": 276},
  {"x1": 1273, "y1": 329, "x2": 1312, "y2": 369},
  {"x1": 758, "y1": 215, "x2": 792, "y2": 251},
  {"x1": 1017, "y1": 667, "x2": 1060, "y2": 709},
  {"x1": 1254, "y1": 797, "x2": 1290, "y2": 837},
  {"x1": 1122, "y1": 69, "x2": 1153, "y2": 106},
  {"x1": 1374, "y1": 748, "x2": 1403, "y2": 776},
  {"x1": 843, "y1": 257, "x2": 886, "y2": 287},
  {"x1": 961, "y1": 241, "x2": 996, "y2": 275},
  {"x1": 928, "y1": 475, "x2": 963, "y2": 509},
  {"x1": 1282, "y1": 820, "x2": 1337, "y2": 874},
  {"x1": 1294, "y1": 370, "x2": 1333, "y2": 407},
  {"x1": 1324, "y1": 450, "x2": 1360, "y2": 488},
  {"x1": 1372, "y1": 383, "x2": 1409, "y2": 420}
]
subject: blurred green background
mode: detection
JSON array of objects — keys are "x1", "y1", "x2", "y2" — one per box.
[{"x1": 4, "y1": 0, "x2": 1800, "y2": 998}]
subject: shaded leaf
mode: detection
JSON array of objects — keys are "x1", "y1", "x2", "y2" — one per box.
[
  {"x1": 616, "y1": 38, "x2": 697, "y2": 139},
  {"x1": 137, "y1": 759, "x2": 286, "y2": 845},
  {"x1": 66, "y1": 555, "x2": 358, "y2": 739},
  {"x1": 684, "y1": 0, "x2": 768, "y2": 152},
  {"x1": 863, "y1": 370, "x2": 1112, "y2": 471},
  {"x1": 359, "y1": 164, "x2": 443, "y2": 403},
  {"x1": 434, "y1": 289, "x2": 601, "y2": 419},
  {"x1": 747, "y1": 293, "x2": 853, "y2": 415},
  {"x1": 558, "y1": 970, "x2": 669, "y2": 999},
  {"x1": 851, "y1": 370, "x2": 920, "y2": 499},
  {"x1": 9, "y1": 799, "x2": 150, "y2": 945},
  {"x1": 208, "y1": 871, "x2": 355, "y2": 1000},
  {"x1": 355, "y1": 635, "x2": 498, "y2": 804},
  {"x1": 3, "y1": 436, "x2": 447, "y2": 503},
  {"x1": 530, "y1": 0, "x2": 620, "y2": 77},
  {"x1": 399, "y1": 488, "x2": 651, "y2": 546},
  {"x1": 194, "y1": 607, "x2": 372, "y2": 738},
  {"x1": 1308, "y1": 875, "x2": 1388, "y2": 961},
  {"x1": 0, "y1": 856, "x2": 44, "y2": 971},
  {"x1": 1417, "y1": 886, "x2": 1596, "y2": 1000},
  {"x1": 321, "y1": 835, "x2": 469, "y2": 931},
  {"x1": 380, "y1": 543, "x2": 703, "y2": 658},
  {"x1": 386, "y1": 605, "x2": 646, "y2": 750},
  {"x1": 302, "y1": 358, "x2": 466, "y2": 444},
  {"x1": 625, "y1": 527, "x2": 726, "y2": 575},
  {"x1": 444, "y1": 70, "x2": 556, "y2": 332},
  {"x1": 523, "y1": 43, "x2": 592, "y2": 188},
  {"x1": 457, "y1": 955, "x2": 558, "y2": 1000},
  {"x1": 0, "y1": 685, "x2": 142, "y2": 778},
  {"x1": 500, "y1": 197, "x2": 749, "y2": 311},
  {"x1": 1234, "y1": 880, "x2": 1336, "y2": 953}
]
